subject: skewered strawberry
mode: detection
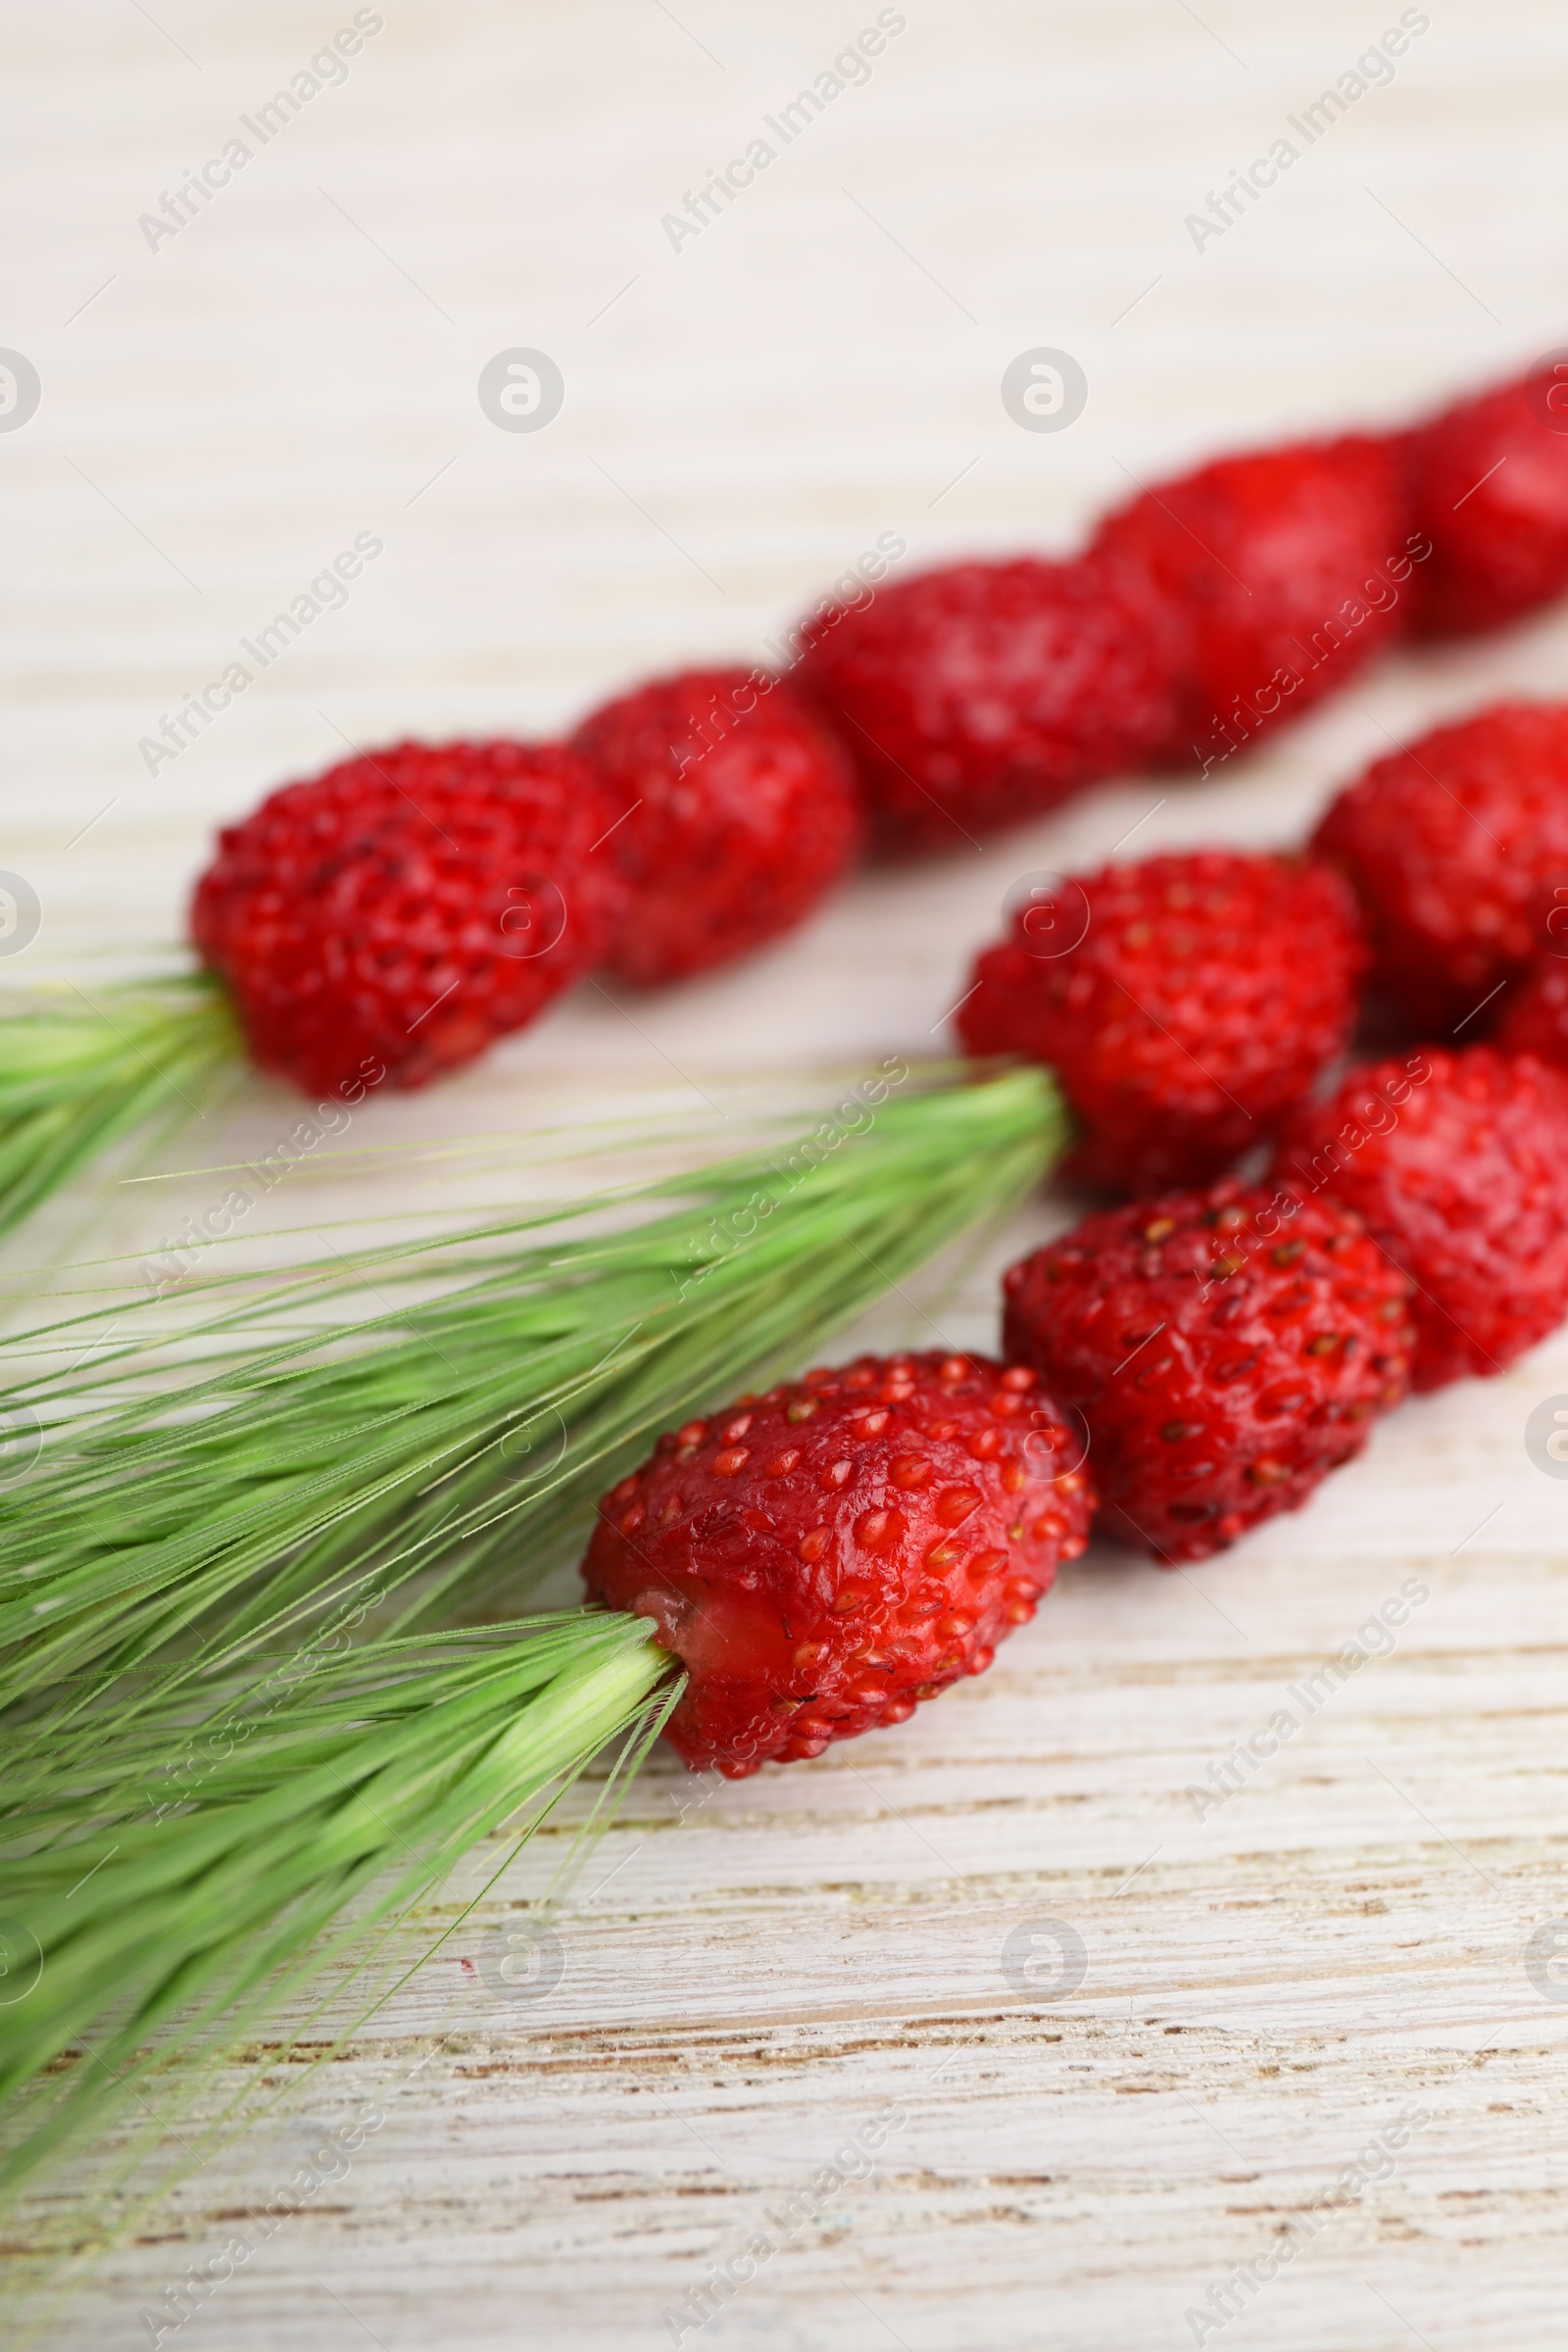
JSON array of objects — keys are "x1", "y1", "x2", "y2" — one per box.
[
  {"x1": 1403, "y1": 364, "x2": 1568, "y2": 635},
  {"x1": 582, "y1": 1349, "x2": 1093, "y2": 1774},
  {"x1": 1311, "y1": 701, "x2": 1568, "y2": 1032},
  {"x1": 957, "y1": 850, "x2": 1367, "y2": 1194},
  {"x1": 795, "y1": 557, "x2": 1177, "y2": 852},
  {"x1": 1274, "y1": 1047, "x2": 1568, "y2": 1391},
  {"x1": 1095, "y1": 434, "x2": 1411, "y2": 769},
  {"x1": 193, "y1": 738, "x2": 625, "y2": 1097},
  {"x1": 571, "y1": 665, "x2": 862, "y2": 985},
  {"x1": 1002, "y1": 1178, "x2": 1413, "y2": 1564}
]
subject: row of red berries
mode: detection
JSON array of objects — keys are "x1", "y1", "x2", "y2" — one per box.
[
  {"x1": 581, "y1": 1174, "x2": 1415, "y2": 1777},
  {"x1": 587, "y1": 710, "x2": 1568, "y2": 1784},
  {"x1": 592, "y1": 1066, "x2": 1560, "y2": 1777},
  {"x1": 951, "y1": 687, "x2": 1568, "y2": 1574},
  {"x1": 194, "y1": 356, "x2": 1568, "y2": 1101},
  {"x1": 186, "y1": 358, "x2": 1568, "y2": 1783},
  {"x1": 956, "y1": 699, "x2": 1568, "y2": 1382},
  {"x1": 960, "y1": 701, "x2": 1568, "y2": 1183}
]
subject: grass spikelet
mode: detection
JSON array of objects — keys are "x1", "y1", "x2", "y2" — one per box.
[{"x1": 0, "y1": 1065, "x2": 1068, "y2": 1749}]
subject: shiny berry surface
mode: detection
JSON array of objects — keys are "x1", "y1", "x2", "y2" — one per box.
[
  {"x1": 795, "y1": 557, "x2": 1178, "y2": 853},
  {"x1": 1274, "y1": 1048, "x2": 1568, "y2": 1392},
  {"x1": 1003, "y1": 1179, "x2": 1413, "y2": 1563},
  {"x1": 581, "y1": 1351, "x2": 1093, "y2": 1776},
  {"x1": 192, "y1": 739, "x2": 625, "y2": 1098},
  {"x1": 957, "y1": 851, "x2": 1367, "y2": 1194},
  {"x1": 1404, "y1": 368, "x2": 1568, "y2": 635},
  {"x1": 571, "y1": 665, "x2": 862, "y2": 986},
  {"x1": 1095, "y1": 434, "x2": 1408, "y2": 766},
  {"x1": 1312, "y1": 702, "x2": 1568, "y2": 1031}
]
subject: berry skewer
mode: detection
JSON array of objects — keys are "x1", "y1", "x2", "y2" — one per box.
[
  {"x1": 0, "y1": 1343, "x2": 1090, "y2": 2211},
  {"x1": 1002, "y1": 1178, "x2": 1415, "y2": 1563},
  {"x1": 0, "y1": 686, "x2": 860, "y2": 1247},
  {"x1": 802, "y1": 360, "x2": 1568, "y2": 833},
  {"x1": 0, "y1": 1609, "x2": 680, "y2": 2209},
  {"x1": 957, "y1": 848, "x2": 1369, "y2": 1193},
  {"x1": 0, "y1": 1071, "x2": 1074, "y2": 2205},
  {"x1": 0, "y1": 1067, "x2": 1067, "y2": 1748},
  {"x1": 4, "y1": 359, "x2": 1568, "y2": 1246}
]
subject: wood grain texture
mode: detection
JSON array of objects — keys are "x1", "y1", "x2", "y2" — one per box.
[{"x1": 6, "y1": 2, "x2": 1568, "y2": 2344}]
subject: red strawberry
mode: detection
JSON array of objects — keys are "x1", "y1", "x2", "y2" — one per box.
[
  {"x1": 1311, "y1": 702, "x2": 1568, "y2": 1032},
  {"x1": 1497, "y1": 946, "x2": 1568, "y2": 1069},
  {"x1": 192, "y1": 740, "x2": 625, "y2": 1098},
  {"x1": 1002, "y1": 1179, "x2": 1413, "y2": 1564},
  {"x1": 1094, "y1": 434, "x2": 1411, "y2": 769},
  {"x1": 1273, "y1": 1046, "x2": 1568, "y2": 1392},
  {"x1": 571, "y1": 665, "x2": 863, "y2": 986},
  {"x1": 794, "y1": 557, "x2": 1178, "y2": 853},
  {"x1": 1403, "y1": 365, "x2": 1568, "y2": 635},
  {"x1": 956, "y1": 851, "x2": 1367, "y2": 1194},
  {"x1": 581, "y1": 1350, "x2": 1093, "y2": 1776}
]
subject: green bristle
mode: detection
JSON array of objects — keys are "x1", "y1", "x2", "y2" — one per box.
[
  {"x1": 0, "y1": 1611, "x2": 678, "y2": 2212},
  {"x1": 0, "y1": 973, "x2": 239, "y2": 1243},
  {"x1": 0, "y1": 1066, "x2": 1068, "y2": 2216},
  {"x1": 0, "y1": 1065, "x2": 1069, "y2": 1752}
]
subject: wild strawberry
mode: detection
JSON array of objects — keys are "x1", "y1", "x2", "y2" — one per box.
[
  {"x1": 1002, "y1": 1179, "x2": 1413, "y2": 1563},
  {"x1": 192, "y1": 740, "x2": 625, "y2": 1099},
  {"x1": 1094, "y1": 434, "x2": 1409, "y2": 768},
  {"x1": 1311, "y1": 702, "x2": 1568, "y2": 1031},
  {"x1": 1403, "y1": 365, "x2": 1568, "y2": 635},
  {"x1": 581, "y1": 1351, "x2": 1093, "y2": 1775},
  {"x1": 571, "y1": 666, "x2": 863, "y2": 986},
  {"x1": 956, "y1": 851, "x2": 1367, "y2": 1193},
  {"x1": 1497, "y1": 949, "x2": 1568, "y2": 1069},
  {"x1": 1273, "y1": 1047, "x2": 1568, "y2": 1391},
  {"x1": 794, "y1": 557, "x2": 1178, "y2": 853}
]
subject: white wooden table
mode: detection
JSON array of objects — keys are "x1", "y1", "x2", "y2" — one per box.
[{"x1": 7, "y1": 3, "x2": 1568, "y2": 2344}]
